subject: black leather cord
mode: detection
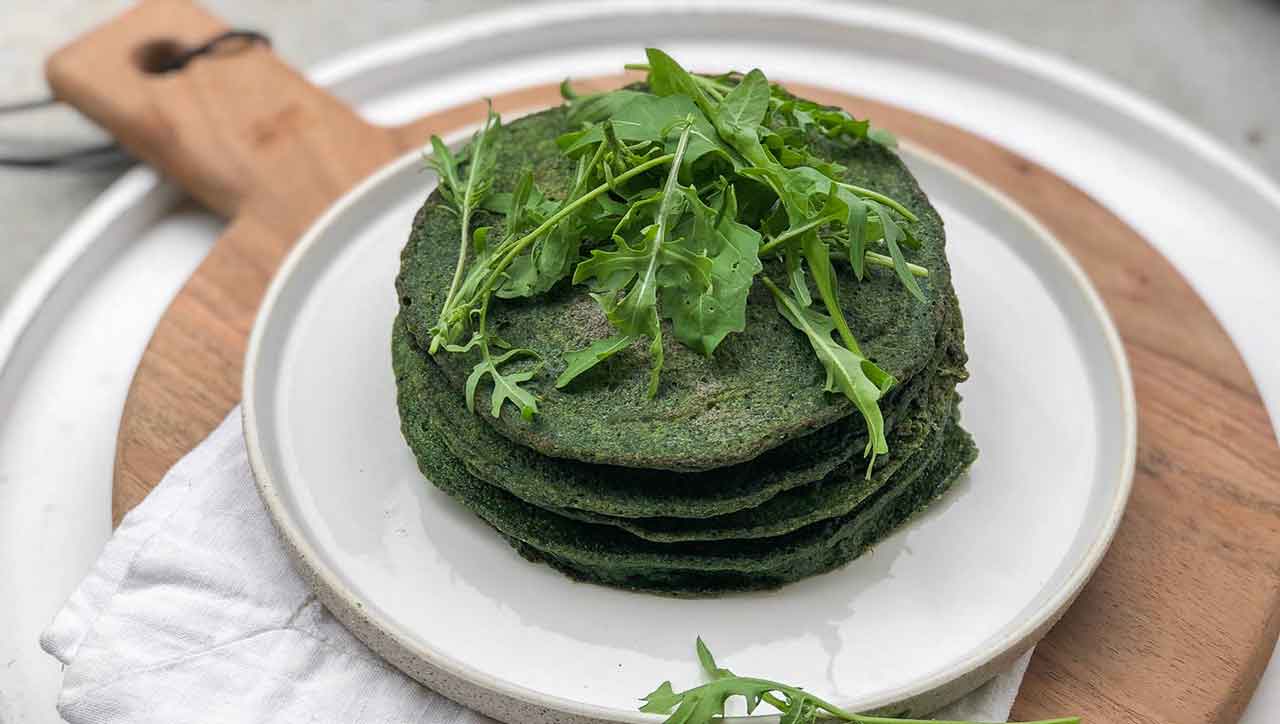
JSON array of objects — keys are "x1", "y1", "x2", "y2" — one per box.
[{"x1": 0, "y1": 29, "x2": 270, "y2": 169}]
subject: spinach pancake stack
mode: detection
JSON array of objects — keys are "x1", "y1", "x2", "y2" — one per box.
[{"x1": 393, "y1": 51, "x2": 977, "y2": 596}]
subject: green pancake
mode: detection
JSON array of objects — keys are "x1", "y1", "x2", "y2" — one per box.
[
  {"x1": 515, "y1": 419, "x2": 974, "y2": 596},
  {"x1": 395, "y1": 320, "x2": 976, "y2": 595},
  {"x1": 552, "y1": 383, "x2": 954, "y2": 543},
  {"x1": 394, "y1": 347, "x2": 976, "y2": 595},
  {"x1": 394, "y1": 315, "x2": 962, "y2": 542},
  {"x1": 394, "y1": 313, "x2": 961, "y2": 521},
  {"x1": 397, "y1": 99, "x2": 958, "y2": 471}
]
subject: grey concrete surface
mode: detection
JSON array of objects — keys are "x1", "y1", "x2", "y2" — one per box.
[{"x1": 2, "y1": 0, "x2": 1278, "y2": 311}]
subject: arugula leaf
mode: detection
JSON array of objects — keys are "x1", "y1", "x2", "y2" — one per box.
[
  {"x1": 799, "y1": 190, "x2": 860, "y2": 347},
  {"x1": 498, "y1": 202, "x2": 585, "y2": 299},
  {"x1": 499, "y1": 223, "x2": 582, "y2": 298},
  {"x1": 777, "y1": 144, "x2": 848, "y2": 179},
  {"x1": 645, "y1": 48, "x2": 715, "y2": 112},
  {"x1": 640, "y1": 678, "x2": 774, "y2": 723},
  {"x1": 785, "y1": 247, "x2": 813, "y2": 307},
  {"x1": 813, "y1": 106, "x2": 871, "y2": 139},
  {"x1": 426, "y1": 105, "x2": 499, "y2": 352},
  {"x1": 695, "y1": 637, "x2": 733, "y2": 681},
  {"x1": 644, "y1": 57, "x2": 780, "y2": 173},
  {"x1": 846, "y1": 190, "x2": 869, "y2": 280},
  {"x1": 500, "y1": 145, "x2": 611, "y2": 299},
  {"x1": 776, "y1": 96, "x2": 873, "y2": 143},
  {"x1": 763, "y1": 277, "x2": 893, "y2": 465},
  {"x1": 560, "y1": 96, "x2": 671, "y2": 153},
  {"x1": 559, "y1": 117, "x2": 698, "y2": 396},
  {"x1": 740, "y1": 165, "x2": 870, "y2": 361},
  {"x1": 620, "y1": 57, "x2": 925, "y2": 459},
  {"x1": 660, "y1": 184, "x2": 762, "y2": 356},
  {"x1": 560, "y1": 94, "x2": 735, "y2": 177},
  {"x1": 555, "y1": 334, "x2": 637, "y2": 388},
  {"x1": 717, "y1": 68, "x2": 770, "y2": 143},
  {"x1": 427, "y1": 136, "x2": 462, "y2": 206},
  {"x1": 481, "y1": 178, "x2": 553, "y2": 219},
  {"x1": 867, "y1": 199, "x2": 926, "y2": 302},
  {"x1": 868, "y1": 126, "x2": 899, "y2": 148},
  {"x1": 639, "y1": 681, "x2": 684, "y2": 714},
  {"x1": 445, "y1": 332, "x2": 542, "y2": 421},
  {"x1": 637, "y1": 59, "x2": 898, "y2": 150},
  {"x1": 642, "y1": 639, "x2": 1083, "y2": 724},
  {"x1": 566, "y1": 88, "x2": 653, "y2": 126}
]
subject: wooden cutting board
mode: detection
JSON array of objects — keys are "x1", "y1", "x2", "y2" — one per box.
[{"x1": 48, "y1": 1, "x2": 1280, "y2": 722}]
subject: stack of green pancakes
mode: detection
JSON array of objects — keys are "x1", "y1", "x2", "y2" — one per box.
[{"x1": 393, "y1": 99, "x2": 976, "y2": 597}]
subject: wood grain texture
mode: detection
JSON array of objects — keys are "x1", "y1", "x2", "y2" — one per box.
[{"x1": 48, "y1": 3, "x2": 1280, "y2": 720}]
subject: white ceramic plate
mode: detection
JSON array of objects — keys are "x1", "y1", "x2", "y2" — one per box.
[{"x1": 242, "y1": 139, "x2": 1135, "y2": 723}]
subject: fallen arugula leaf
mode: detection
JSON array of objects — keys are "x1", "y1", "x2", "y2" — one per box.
[{"x1": 642, "y1": 639, "x2": 1082, "y2": 724}]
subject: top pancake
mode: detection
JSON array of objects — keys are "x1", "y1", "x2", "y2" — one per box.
[{"x1": 397, "y1": 96, "x2": 956, "y2": 471}]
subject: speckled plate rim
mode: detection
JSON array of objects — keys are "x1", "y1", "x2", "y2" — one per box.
[{"x1": 243, "y1": 132, "x2": 1136, "y2": 722}]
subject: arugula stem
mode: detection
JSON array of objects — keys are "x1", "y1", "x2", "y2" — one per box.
[
  {"x1": 862, "y1": 251, "x2": 929, "y2": 277},
  {"x1": 573, "y1": 140, "x2": 609, "y2": 198},
  {"x1": 759, "y1": 213, "x2": 840, "y2": 255},
  {"x1": 758, "y1": 691, "x2": 790, "y2": 712},
  {"x1": 835, "y1": 181, "x2": 919, "y2": 223},
  {"x1": 476, "y1": 294, "x2": 497, "y2": 367},
  {"x1": 435, "y1": 111, "x2": 497, "y2": 352},
  {"x1": 642, "y1": 120, "x2": 693, "y2": 299},
  {"x1": 693, "y1": 76, "x2": 726, "y2": 101}
]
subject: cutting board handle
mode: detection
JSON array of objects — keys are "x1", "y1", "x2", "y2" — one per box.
[{"x1": 45, "y1": 0, "x2": 393, "y2": 226}]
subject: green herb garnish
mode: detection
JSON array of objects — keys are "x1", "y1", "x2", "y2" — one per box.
[
  {"x1": 428, "y1": 103, "x2": 498, "y2": 354},
  {"x1": 425, "y1": 49, "x2": 933, "y2": 461},
  {"x1": 642, "y1": 638, "x2": 1081, "y2": 724}
]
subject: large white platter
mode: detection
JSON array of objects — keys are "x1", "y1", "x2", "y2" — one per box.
[
  {"x1": 242, "y1": 142, "x2": 1134, "y2": 721},
  {"x1": 4, "y1": 3, "x2": 1279, "y2": 722}
]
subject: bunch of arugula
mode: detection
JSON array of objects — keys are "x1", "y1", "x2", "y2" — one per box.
[
  {"x1": 424, "y1": 49, "x2": 931, "y2": 464},
  {"x1": 643, "y1": 639, "x2": 1080, "y2": 724}
]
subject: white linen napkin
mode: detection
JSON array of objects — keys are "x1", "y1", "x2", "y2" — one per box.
[{"x1": 42, "y1": 408, "x2": 1031, "y2": 724}]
